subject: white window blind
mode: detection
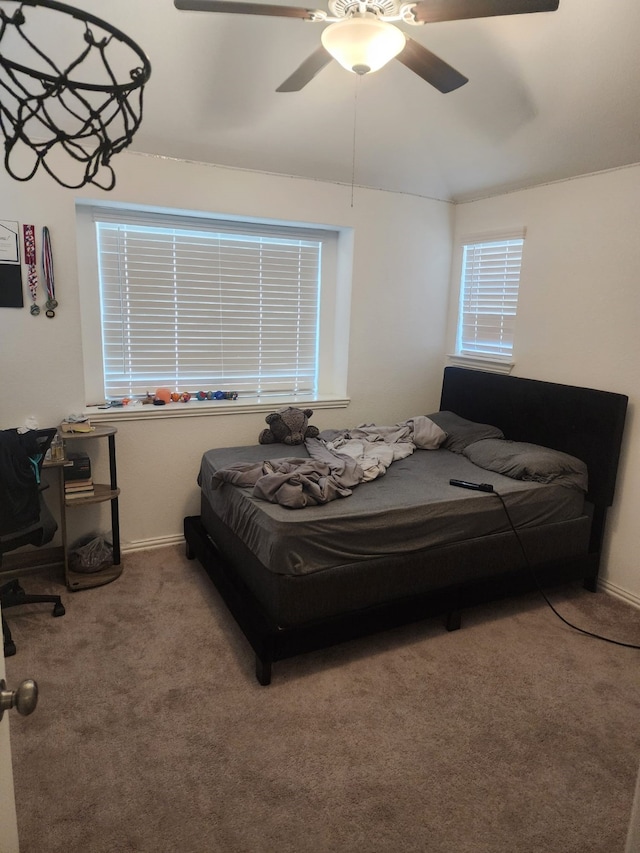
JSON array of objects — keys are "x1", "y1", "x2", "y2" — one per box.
[
  {"x1": 457, "y1": 232, "x2": 525, "y2": 359},
  {"x1": 94, "y1": 210, "x2": 327, "y2": 399}
]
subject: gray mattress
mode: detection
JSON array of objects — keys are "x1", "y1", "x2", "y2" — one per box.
[{"x1": 198, "y1": 443, "x2": 586, "y2": 578}]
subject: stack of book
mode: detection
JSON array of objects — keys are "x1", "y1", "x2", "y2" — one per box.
[
  {"x1": 60, "y1": 418, "x2": 94, "y2": 434},
  {"x1": 64, "y1": 452, "x2": 94, "y2": 500}
]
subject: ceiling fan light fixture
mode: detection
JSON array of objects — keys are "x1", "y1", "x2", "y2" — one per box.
[{"x1": 320, "y1": 14, "x2": 406, "y2": 75}]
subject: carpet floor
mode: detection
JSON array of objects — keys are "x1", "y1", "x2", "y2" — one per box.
[{"x1": 5, "y1": 544, "x2": 640, "y2": 853}]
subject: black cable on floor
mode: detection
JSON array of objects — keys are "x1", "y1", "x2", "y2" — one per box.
[{"x1": 492, "y1": 489, "x2": 640, "y2": 650}]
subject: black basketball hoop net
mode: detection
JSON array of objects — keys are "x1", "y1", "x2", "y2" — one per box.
[{"x1": 0, "y1": 0, "x2": 151, "y2": 189}]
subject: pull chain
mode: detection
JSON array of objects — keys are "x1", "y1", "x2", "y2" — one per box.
[{"x1": 351, "y1": 75, "x2": 360, "y2": 208}]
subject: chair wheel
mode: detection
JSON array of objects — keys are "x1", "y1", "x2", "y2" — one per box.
[
  {"x1": 4, "y1": 641, "x2": 16, "y2": 657},
  {"x1": 53, "y1": 603, "x2": 65, "y2": 617}
]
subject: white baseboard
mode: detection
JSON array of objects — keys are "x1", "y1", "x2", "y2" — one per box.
[
  {"x1": 122, "y1": 534, "x2": 185, "y2": 553},
  {"x1": 598, "y1": 577, "x2": 640, "y2": 610}
]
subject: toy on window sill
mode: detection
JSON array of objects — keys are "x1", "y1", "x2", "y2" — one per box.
[
  {"x1": 259, "y1": 407, "x2": 319, "y2": 446},
  {"x1": 195, "y1": 390, "x2": 239, "y2": 401},
  {"x1": 140, "y1": 389, "x2": 237, "y2": 405}
]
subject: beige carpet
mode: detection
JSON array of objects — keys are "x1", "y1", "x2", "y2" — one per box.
[{"x1": 5, "y1": 545, "x2": 640, "y2": 853}]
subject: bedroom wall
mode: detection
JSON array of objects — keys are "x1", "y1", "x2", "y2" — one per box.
[
  {"x1": 0, "y1": 153, "x2": 454, "y2": 551},
  {"x1": 450, "y1": 164, "x2": 640, "y2": 604}
]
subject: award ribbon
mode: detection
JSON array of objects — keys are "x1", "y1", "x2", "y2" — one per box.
[
  {"x1": 42, "y1": 226, "x2": 57, "y2": 318},
  {"x1": 22, "y1": 224, "x2": 39, "y2": 315}
]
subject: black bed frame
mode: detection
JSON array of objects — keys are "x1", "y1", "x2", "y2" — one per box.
[{"x1": 184, "y1": 368, "x2": 628, "y2": 685}]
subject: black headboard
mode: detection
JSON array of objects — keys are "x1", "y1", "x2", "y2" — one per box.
[{"x1": 440, "y1": 367, "x2": 628, "y2": 508}]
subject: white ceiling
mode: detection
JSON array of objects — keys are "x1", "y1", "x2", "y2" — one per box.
[{"x1": 8, "y1": 0, "x2": 640, "y2": 201}]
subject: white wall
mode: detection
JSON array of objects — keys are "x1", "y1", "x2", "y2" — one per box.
[
  {"x1": 3, "y1": 153, "x2": 637, "y2": 601},
  {"x1": 0, "y1": 153, "x2": 453, "y2": 550},
  {"x1": 450, "y1": 165, "x2": 640, "y2": 603}
]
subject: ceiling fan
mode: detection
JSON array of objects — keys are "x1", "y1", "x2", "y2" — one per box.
[{"x1": 174, "y1": 0, "x2": 559, "y2": 93}]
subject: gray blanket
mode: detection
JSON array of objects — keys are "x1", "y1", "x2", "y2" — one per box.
[
  {"x1": 211, "y1": 415, "x2": 446, "y2": 508},
  {"x1": 211, "y1": 456, "x2": 359, "y2": 508}
]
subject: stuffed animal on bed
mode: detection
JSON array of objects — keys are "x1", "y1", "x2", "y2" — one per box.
[{"x1": 258, "y1": 407, "x2": 320, "y2": 446}]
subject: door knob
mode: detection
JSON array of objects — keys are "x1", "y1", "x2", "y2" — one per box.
[{"x1": 0, "y1": 679, "x2": 38, "y2": 721}]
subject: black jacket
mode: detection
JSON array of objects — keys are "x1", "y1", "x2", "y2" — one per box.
[{"x1": 0, "y1": 429, "x2": 41, "y2": 535}]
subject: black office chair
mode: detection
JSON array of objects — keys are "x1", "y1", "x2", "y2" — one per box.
[{"x1": 1, "y1": 428, "x2": 65, "y2": 657}]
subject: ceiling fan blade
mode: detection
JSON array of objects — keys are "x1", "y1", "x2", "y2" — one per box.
[
  {"x1": 276, "y1": 46, "x2": 333, "y2": 91},
  {"x1": 174, "y1": 0, "x2": 317, "y2": 19},
  {"x1": 410, "y1": 0, "x2": 559, "y2": 25},
  {"x1": 396, "y1": 38, "x2": 468, "y2": 93}
]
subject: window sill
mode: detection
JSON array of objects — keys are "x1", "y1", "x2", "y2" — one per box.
[
  {"x1": 446, "y1": 354, "x2": 514, "y2": 375},
  {"x1": 84, "y1": 395, "x2": 351, "y2": 423}
]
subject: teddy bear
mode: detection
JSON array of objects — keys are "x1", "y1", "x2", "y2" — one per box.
[{"x1": 258, "y1": 407, "x2": 320, "y2": 446}]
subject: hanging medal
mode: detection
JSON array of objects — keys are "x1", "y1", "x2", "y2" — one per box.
[
  {"x1": 42, "y1": 226, "x2": 57, "y2": 318},
  {"x1": 22, "y1": 224, "x2": 40, "y2": 315}
]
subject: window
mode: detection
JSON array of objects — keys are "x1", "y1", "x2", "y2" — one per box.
[
  {"x1": 80, "y1": 207, "x2": 345, "y2": 402},
  {"x1": 456, "y1": 229, "x2": 525, "y2": 361}
]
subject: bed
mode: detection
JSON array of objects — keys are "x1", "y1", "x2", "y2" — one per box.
[{"x1": 184, "y1": 367, "x2": 628, "y2": 684}]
